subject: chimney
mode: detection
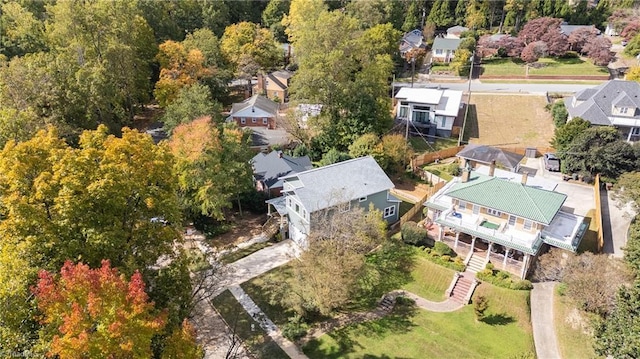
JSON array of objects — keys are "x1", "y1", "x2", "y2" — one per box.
[
  {"x1": 521, "y1": 171, "x2": 528, "y2": 185},
  {"x1": 489, "y1": 160, "x2": 496, "y2": 177},
  {"x1": 278, "y1": 151, "x2": 283, "y2": 158},
  {"x1": 461, "y1": 166, "x2": 470, "y2": 183}
]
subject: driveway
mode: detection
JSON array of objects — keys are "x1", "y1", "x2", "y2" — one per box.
[
  {"x1": 523, "y1": 157, "x2": 593, "y2": 216},
  {"x1": 531, "y1": 282, "x2": 561, "y2": 359},
  {"x1": 602, "y1": 190, "x2": 635, "y2": 258}
]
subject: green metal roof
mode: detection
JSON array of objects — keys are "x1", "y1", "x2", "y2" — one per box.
[{"x1": 445, "y1": 172, "x2": 567, "y2": 225}]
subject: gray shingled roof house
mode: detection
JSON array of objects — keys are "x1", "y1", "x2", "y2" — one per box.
[
  {"x1": 565, "y1": 80, "x2": 640, "y2": 142},
  {"x1": 252, "y1": 150, "x2": 312, "y2": 197},
  {"x1": 279, "y1": 156, "x2": 400, "y2": 246},
  {"x1": 431, "y1": 37, "x2": 462, "y2": 63},
  {"x1": 457, "y1": 144, "x2": 524, "y2": 172},
  {"x1": 399, "y1": 29, "x2": 425, "y2": 56}
]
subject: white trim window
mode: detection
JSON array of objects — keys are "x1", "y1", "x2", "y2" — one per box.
[
  {"x1": 632, "y1": 127, "x2": 640, "y2": 135},
  {"x1": 384, "y1": 205, "x2": 396, "y2": 218},
  {"x1": 458, "y1": 200, "x2": 467, "y2": 210},
  {"x1": 486, "y1": 208, "x2": 502, "y2": 217},
  {"x1": 472, "y1": 204, "x2": 480, "y2": 215},
  {"x1": 263, "y1": 118, "x2": 268, "y2": 124},
  {"x1": 508, "y1": 215, "x2": 516, "y2": 226},
  {"x1": 252, "y1": 118, "x2": 257, "y2": 123},
  {"x1": 359, "y1": 196, "x2": 367, "y2": 202},
  {"x1": 523, "y1": 219, "x2": 533, "y2": 231},
  {"x1": 240, "y1": 117, "x2": 246, "y2": 124}
]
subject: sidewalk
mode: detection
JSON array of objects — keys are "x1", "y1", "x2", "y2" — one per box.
[
  {"x1": 531, "y1": 282, "x2": 561, "y2": 359},
  {"x1": 230, "y1": 285, "x2": 308, "y2": 359}
]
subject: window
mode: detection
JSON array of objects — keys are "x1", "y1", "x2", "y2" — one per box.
[
  {"x1": 303, "y1": 209, "x2": 307, "y2": 218},
  {"x1": 508, "y1": 215, "x2": 516, "y2": 226},
  {"x1": 295, "y1": 204, "x2": 300, "y2": 213},
  {"x1": 252, "y1": 118, "x2": 257, "y2": 123},
  {"x1": 472, "y1": 204, "x2": 480, "y2": 215},
  {"x1": 287, "y1": 198, "x2": 292, "y2": 207},
  {"x1": 399, "y1": 106, "x2": 408, "y2": 119},
  {"x1": 263, "y1": 118, "x2": 268, "y2": 124},
  {"x1": 359, "y1": 196, "x2": 367, "y2": 202},
  {"x1": 620, "y1": 107, "x2": 629, "y2": 114},
  {"x1": 384, "y1": 205, "x2": 396, "y2": 218},
  {"x1": 441, "y1": 117, "x2": 446, "y2": 127},
  {"x1": 458, "y1": 200, "x2": 467, "y2": 210},
  {"x1": 240, "y1": 117, "x2": 246, "y2": 124},
  {"x1": 412, "y1": 111, "x2": 429, "y2": 124},
  {"x1": 435, "y1": 49, "x2": 443, "y2": 55},
  {"x1": 339, "y1": 201, "x2": 351, "y2": 213},
  {"x1": 487, "y1": 208, "x2": 502, "y2": 217},
  {"x1": 414, "y1": 105, "x2": 431, "y2": 111},
  {"x1": 523, "y1": 219, "x2": 532, "y2": 231},
  {"x1": 632, "y1": 127, "x2": 640, "y2": 135}
]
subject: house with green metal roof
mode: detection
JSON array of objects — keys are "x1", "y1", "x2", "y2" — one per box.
[{"x1": 424, "y1": 167, "x2": 587, "y2": 279}]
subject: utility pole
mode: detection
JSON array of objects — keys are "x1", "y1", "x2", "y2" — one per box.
[
  {"x1": 458, "y1": 51, "x2": 475, "y2": 146},
  {"x1": 411, "y1": 57, "x2": 416, "y2": 88}
]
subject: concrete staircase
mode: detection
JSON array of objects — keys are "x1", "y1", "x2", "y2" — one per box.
[
  {"x1": 450, "y1": 274, "x2": 475, "y2": 303},
  {"x1": 466, "y1": 253, "x2": 486, "y2": 273}
]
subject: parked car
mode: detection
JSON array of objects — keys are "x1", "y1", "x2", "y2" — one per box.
[{"x1": 543, "y1": 153, "x2": 560, "y2": 172}]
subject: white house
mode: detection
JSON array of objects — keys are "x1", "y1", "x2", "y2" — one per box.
[
  {"x1": 431, "y1": 37, "x2": 462, "y2": 63},
  {"x1": 394, "y1": 87, "x2": 463, "y2": 138}
]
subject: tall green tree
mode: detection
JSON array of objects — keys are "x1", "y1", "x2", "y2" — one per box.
[
  {"x1": 262, "y1": 0, "x2": 290, "y2": 42},
  {"x1": 466, "y1": 0, "x2": 488, "y2": 29},
  {"x1": 454, "y1": 0, "x2": 467, "y2": 25},
  {"x1": 401, "y1": 0, "x2": 422, "y2": 32},
  {"x1": 595, "y1": 281, "x2": 640, "y2": 358},
  {"x1": 551, "y1": 117, "x2": 590, "y2": 153},
  {"x1": 427, "y1": 0, "x2": 453, "y2": 28},
  {"x1": 168, "y1": 117, "x2": 253, "y2": 219},
  {"x1": 0, "y1": 1, "x2": 46, "y2": 58},
  {"x1": 162, "y1": 84, "x2": 220, "y2": 135}
]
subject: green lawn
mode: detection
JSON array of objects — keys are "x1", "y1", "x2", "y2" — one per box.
[
  {"x1": 211, "y1": 290, "x2": 289, "y2": 359},
  {"x1": 409, "y1": 136, "x2": 458, "y2": 153},
  {"x1": 422, "y1": 163, "x2": 456, "y2": 181},
  {"x1": 241, "y1": 265, "x2": 296, "y2": 327},
  {"x1": 481, "y1": 57, "x2": 608, "y2": 77},
  {"x1": 401, "y1": 249, "x2": 455, "y2": 301},
  {"x1": 220, "y1": 241, "x2": 273, "y2": 264},
  {"x1": 304, "y1": 284, "x2": 534, "y2": 358},
  {"x1": 554, "y1": 290, "x2": 600, "y2": 359}
]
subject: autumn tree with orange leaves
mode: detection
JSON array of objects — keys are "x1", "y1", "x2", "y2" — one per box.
[{"x1": 33, "y1": 260, "x2": 202, "y2": 359}]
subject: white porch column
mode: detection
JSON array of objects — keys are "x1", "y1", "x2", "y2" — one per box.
[
  {"x1": 470, "y1": 236, "x2": 476, "y2": 252},
  {"x1": 503, "y1": 248, "x2": 510, "y2": 269},
  {"x1": 628, "y1": 128, "x2": 634, "y2": 142},
  {"x1": 486, "y1": 242, "x2": 493, "y2": 261},
  {"x1": 438, "y1": 226, "x2": 444, "y2": 242},
  {"x1": 520, "y1": 254, "x2": 531, "y2": 279},
  {"x1": 454, "y1": 231, "x2": 460, "y2": 249}
]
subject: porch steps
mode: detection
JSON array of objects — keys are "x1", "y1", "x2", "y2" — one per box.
[
  {"x1": 450, "y1": 274, "x2": 474, "y2": 304},
  {"x1": 466, "y1": 254, "x2": 486, "y2": 273}
]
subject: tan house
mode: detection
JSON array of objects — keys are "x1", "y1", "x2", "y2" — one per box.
[
  {"x1": 425, "y1": 163, "x2": 586, "y2": 279},
  {"x1": 254, "y1": 70, "x2": 293, "y2": 102},
  {"x1": 226, "y1": 95, "x2": 279, "y2": 130}
]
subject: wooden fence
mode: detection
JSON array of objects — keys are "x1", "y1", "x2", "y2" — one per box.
[
  {"x1": 411, "y1": 146, "x2": 464, "y2": 168},
  {"x1": 397, "y1": 181, "x2": 446, "y2": 227},
  {"x1": 594, "y1": 174, "x2": 604, "y2": 252}
]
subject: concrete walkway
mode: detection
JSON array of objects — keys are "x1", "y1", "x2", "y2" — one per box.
[
  {"x1": 392, "y1": 290, "x2": 465, "y2": 312},
  {"x1": 229, "y1": 285, "x2": 308, "y2": 359},
  {"x1": 531, "y1": 282, "x2": 561, "y2": 359},
  {"x1": 602, "y1": 189, "x2": 635, "y2": 258},
  {"x1": 213, "y1": 239, "x2": 298, "y2": 297}
]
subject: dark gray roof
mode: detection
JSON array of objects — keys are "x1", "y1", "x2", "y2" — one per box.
[
  {"x1": 457, "y1": 144, "x2": 524, "y2": 170},
  {"x1": 560, "y1": 24, "x2": 600, "y2": 36},
  {"x1": 272, "y1": 70, "x2": 293, "y2": 80},
  {"x1": 266, "y1": 73, "x2": 287, "y2": 90},
  {"x1": 230, "y1": 95, "x2": 279, "y2": 116},
  {"x1": 432, "y1": 37, "x2": 461, "y2": 51},
  {"x1": 282, "y1": 156, "x2": 394, "y2": 212},
  {"x1": 252, "y1": 150, "x2": 312, "y2": 189},
  {"x1": 565, "y1": 80, "x2": 640, "y2": 125}
]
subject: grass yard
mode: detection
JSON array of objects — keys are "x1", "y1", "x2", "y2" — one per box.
[
  {"x1": 463, "y1": 94, "x2": 554, "y2": 147},
  {"x1": 401, "y1": 250, "x2": 455, "y2": 301},
  {"x1": 241, "y1": 265, "x2": 296, "y2": 327},
  {"x1": 409, "y1": 136, "x2": 459, "y2": 153},
  {"x1": 422, "y1": 162, "x2": 457, "y2": 181},
  {"x1": 578, "y1": 209, "x2": 599, "y2": 253},
  {"x1": 481, "y1": 57, "x2": 608, "y2": 77},
  {"x1": 211, "y1": 290, "x2": 289, "y2": 359},
  {"x1": 304, "y1": 283, "x2": 534, "y2": 358},
  {"x1": 220, "y1": 241, "x2": 273, "y2": 264},
  {"x1": 554, "y1": 289, "x2": 600, "y2": 359}
]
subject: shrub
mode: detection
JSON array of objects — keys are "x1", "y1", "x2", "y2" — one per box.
[
  {"x1": 474, "y1": 295, "x2": 489, "y2": 321},
  {"x1": 447, "y1": 162, "x2": 461, "y2": 176},
  {"x1": 551, "y1": 100, "x2": 568, "y2": 127},
  {"x1": 282, "y1": 316, "x2": 308, "y2": 341},
  {"x1": 476, "y1": 267, "x2": 532, "y2": 290},
  {"x1": 441, "y1": 255, "x2": 451, "y2": 262},
  {"x1": 486, "y1": 262, "x2": 495, "y2": 270},
  {"x1": 401, "y1": 221, "x2": 427, "y2": 245},
  {"x1": 433, "y1": 241, "x2": 453, "y2": 256},
  {"x1": 510, "y1": 280, "x2": 533, "y2": 290}
]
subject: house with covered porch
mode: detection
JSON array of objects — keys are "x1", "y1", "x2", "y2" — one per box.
[{"x1": 424, "y1": 165, "x2": 587, "y2": 279}]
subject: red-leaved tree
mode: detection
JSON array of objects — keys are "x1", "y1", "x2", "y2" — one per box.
[
  {"x1": 568, "y1": 27, "x2": 599, "y2": 54},
  {"x1": 584, "y1": 37, "x2": 614, "y2": 66},
  {"x1": 622, "y1": 21, "x2": 640, "y2": 42},
  {"x1": 33, "y1": 260, "x2": 167, "y2": 359},
  {"x1": 518, "y1": 17, "x2": 568, "y2": 57},
  {"x1": 521, "y1": 41, "x2": 548, "y2": 63},
  {"x1": 497, "y1": 36, "x2": 525, "y2": 58}
]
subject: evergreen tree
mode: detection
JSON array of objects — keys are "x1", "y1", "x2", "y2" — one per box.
[
  {"x1": 427, "y1": 0, "x2": 453, "y2": 28},
  {"x1": 454, "y1": 0, "x2": 467, "y2": 25}
]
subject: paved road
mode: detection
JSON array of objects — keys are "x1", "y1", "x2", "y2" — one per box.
[
  {"x1": 393, "y1": 80, "x2": 595, "y2": 94},
  {"x1": 531, "y1": 282, "x2": 561, "y2": 359}
]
